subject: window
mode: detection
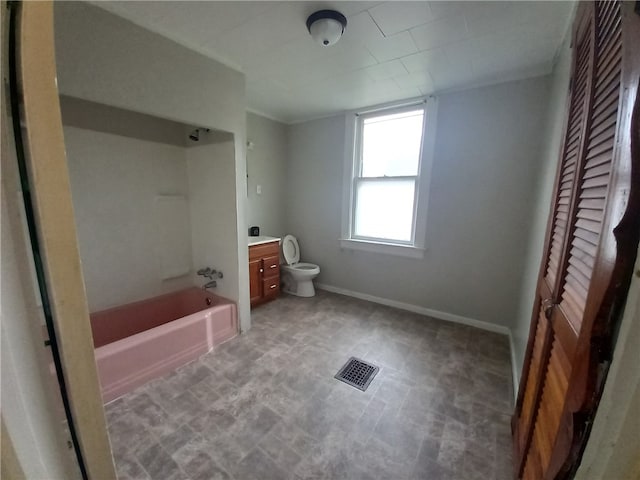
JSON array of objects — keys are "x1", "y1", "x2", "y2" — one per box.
[{"x1": 341, "y1": 99, "x2": 437, "y2": 258}]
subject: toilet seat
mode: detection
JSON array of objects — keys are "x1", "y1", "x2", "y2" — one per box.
[
  {"x1": 291, "y1": 262, "x2": 318, "y2": 271},
  {"x1": 282, "y1": 262, "x2": 320, "y2": 275},
  {"x1": 282, "y1": 234, "x2": 301, "y2": 265}
]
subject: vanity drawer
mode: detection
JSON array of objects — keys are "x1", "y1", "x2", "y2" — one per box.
[
  {"x1": 262, "y1": 277, "x2": 280, "y2": 298},
  {"x1": 249, "y1": 241, "x2": 279, "y2": 261},
  {"x1": 262, "y1": 254, "x2": 280, "y2": 275}
]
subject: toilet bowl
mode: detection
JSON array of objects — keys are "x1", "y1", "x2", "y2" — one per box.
[{"x1": 281, "y1": 235, "x2": 320, "y2": 297}]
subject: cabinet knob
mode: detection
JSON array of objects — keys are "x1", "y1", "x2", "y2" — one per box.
[
  {"x1": 270, "y1": 265, "x2": 277, "y2": 269},
  {"x1": 542, "y1": 298, "x2": 555, "y2": 318},
  {"x1": 259, "y1": 268, "x2": 263, "y2": 273},
  {"x1": 270, "y1": 284, "x2": 277, "y2": 289}
]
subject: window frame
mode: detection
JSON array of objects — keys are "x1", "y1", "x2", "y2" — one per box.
[{"x1": 341, "y1": 97, "x2": 438, "y2": 258}]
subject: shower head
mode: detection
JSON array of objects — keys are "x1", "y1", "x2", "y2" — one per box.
[{"x1": 189, "y1": 128, "x2": 211, "y2": 142}]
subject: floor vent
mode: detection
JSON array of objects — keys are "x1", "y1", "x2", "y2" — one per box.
[{"x1": 335, "y1": 357, "x2": 379, "y2": 391}]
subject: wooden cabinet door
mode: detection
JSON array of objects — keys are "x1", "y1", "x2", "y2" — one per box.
[
  {"x1": 249, "y1": 259, "x2": 262, "y2": 305},
  {"x1": 514, "y1": 2, "x2": 640, "y2": 479}
]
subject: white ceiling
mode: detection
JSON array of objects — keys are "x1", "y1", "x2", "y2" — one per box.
[{"x1": 94, "y1": 1, "x2": 574, "y2": 124}]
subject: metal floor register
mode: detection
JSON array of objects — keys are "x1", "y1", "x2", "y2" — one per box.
[{"x1": 334, "y1": 357, "x2": 379, "y2": 392}]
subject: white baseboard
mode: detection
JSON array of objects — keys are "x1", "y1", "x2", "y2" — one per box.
[
  {"x1": 316, "y1": 282, "x2": 520, "y2": 400},
  {"x1": 316, "y1": 283, "x2": 510, "y2": 335}
]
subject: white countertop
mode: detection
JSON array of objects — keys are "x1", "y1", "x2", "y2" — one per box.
[{"x1": 248, "y1": 235, "x2": 281, "y2": 247}]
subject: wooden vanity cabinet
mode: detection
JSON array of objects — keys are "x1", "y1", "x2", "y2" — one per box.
[{"x1": 248, "y1": 241, "x2": 280, "y2": 307}]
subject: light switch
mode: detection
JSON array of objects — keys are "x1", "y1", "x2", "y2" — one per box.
[{"x1": 256, "y1": 185, "x2": 262, "y2": 195}]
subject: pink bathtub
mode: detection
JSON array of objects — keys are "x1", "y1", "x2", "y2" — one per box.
[{"x1": 91, "y1": 287, "x2": 237, "y2": 403}]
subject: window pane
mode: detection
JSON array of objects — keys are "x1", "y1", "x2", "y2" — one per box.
[
  {"x1": 361, "y1": 109, "x2": 424, "y2": 177},
  {"x1": 354, "y1": 178, "x2": 415, "y2": 242}
]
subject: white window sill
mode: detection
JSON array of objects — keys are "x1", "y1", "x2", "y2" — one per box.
[{"x1": 339, "y1": 238, "x2": 425, "y2": 259}]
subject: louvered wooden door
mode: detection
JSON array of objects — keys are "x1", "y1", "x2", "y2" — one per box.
[{"x1": 513, "y1": 2, "x2": 640, "y2": 479}]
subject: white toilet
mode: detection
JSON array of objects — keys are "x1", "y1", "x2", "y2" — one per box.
[{"x1": 281, "y1": 234, "x2": 320, "y2": 297}]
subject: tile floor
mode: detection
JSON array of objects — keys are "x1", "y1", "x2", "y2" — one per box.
[{"x1": 106, "y1": 291, "x2": 514, "y2": 480}]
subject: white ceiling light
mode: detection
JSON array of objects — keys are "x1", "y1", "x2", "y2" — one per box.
[{"x1": 306, "y1": 10, "x2": 347, "y2": 47}]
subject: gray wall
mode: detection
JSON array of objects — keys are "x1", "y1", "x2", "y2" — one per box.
[
  {"x1": 286, "y1": 76, "x2": 550, "y2": 328},
  {"x1": 53, "y1": 3, "x2": 245, "y2": 134},
  {"x1": 512, "y1": 34, "x2": 572, "y2": 378},
  {"x1": 60, "y1": 95, "x2": 188, "y2": 147},
  {"x1": 246, "y1": 113, "x2": 288, "y2": 239}
]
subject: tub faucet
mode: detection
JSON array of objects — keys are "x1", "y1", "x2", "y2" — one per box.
[
  {"x1": 197, "y1": 267, "x2": 217, "y2": 280},
  {"x1": 203, "y1": 280, "x2": 217, "y2": 290},
  {"x1": 197, "y1": 267, "x2": 223, "y2": 280}
]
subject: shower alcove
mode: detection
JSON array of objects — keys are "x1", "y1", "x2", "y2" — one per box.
[{"x1": 60, "y1": 96, "x2": 239, "y2": 401}]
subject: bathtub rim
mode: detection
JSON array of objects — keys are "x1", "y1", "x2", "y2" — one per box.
[
  {"x1": 94, "y1": 301, "x2": 236, "y2": 358},
  {"x1": 90, "y1": 287, "x2": 236, "y2": 347},
  {"x1": 90, "y1": 287, "x2": 232, "y2": 319}
]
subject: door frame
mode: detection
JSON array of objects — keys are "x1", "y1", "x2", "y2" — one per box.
[{"x1": 8, "y1": 2, "x2": 116, "y2": 478}]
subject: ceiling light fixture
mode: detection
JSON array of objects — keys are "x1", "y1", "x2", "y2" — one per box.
[{"x1": 306, "y1": 10, "x2": 347, "y2": 47}]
